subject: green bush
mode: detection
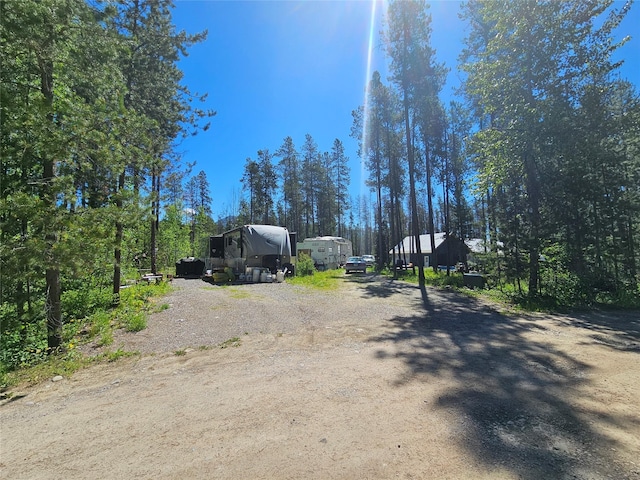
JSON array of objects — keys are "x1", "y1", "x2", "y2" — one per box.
[
  {"x1": 123, "y1": 311, "x2": 147, "y2": 332},
  {"x1": 296, "y1": 252, "x2": 316, "y2": 277},
  {"x1": 88, "y1": 311, "x2": 114, "y2": 346},
  {"x1": 0, "y1": 319, "x2": 49, "y2": 371},
  {"x1": 1, "y1": 281, "x2": 170, "y2": 382},
  {"x1": 424, "y1": 269, "x2": 465, "y2": 288},
  {"x1": 594, "y1": 286, "x2": 640, "y2": 309}
]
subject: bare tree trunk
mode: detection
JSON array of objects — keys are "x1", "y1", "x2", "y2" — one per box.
[
  {"x1": 113, "y1": 170, "x2": 125, "y2": 307},
  {"x1": 40, "y1": 35, "x2": 62, "y2": 350},
  {"x1": 150, "y1": 165, "x2": 159, "y2": 274},
  {"x1": 423, "y1": 136, "x2": 437, "y2": 273},
  {"x1": 524, "y1": 150, "x2": 540, "y2": 297}
]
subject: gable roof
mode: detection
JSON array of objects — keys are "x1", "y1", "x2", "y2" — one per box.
[
  {"x1": 466, "y1": 238, "x2": 488, "y2": 254},
  {"x1": 389, "y1": 233, "x2": 452, "y2": 255},
  {"x1": 466, "y1": 238, "x2": 504, "y2": 254}
]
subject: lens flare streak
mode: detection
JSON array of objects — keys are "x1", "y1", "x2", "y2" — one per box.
[{"x1": 360, "y1": 0, "x2": 378, "y2": 198}]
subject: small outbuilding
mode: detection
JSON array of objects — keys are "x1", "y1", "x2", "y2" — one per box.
[
  {"x1": 465, "y1": 238, "x2": 504, "y2": 271},
  {"x1": 389, "y1": 233, "x2": 469, "y2": 268}
]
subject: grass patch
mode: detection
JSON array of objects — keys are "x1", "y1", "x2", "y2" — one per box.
[
  {"x1": 383, "y1": 267, "x2": 640, "y2": 313},
  {"x1": 122, "y1": 312, "x2": 147, "y2": 332},
  {"x1": 87, "y1": 311, "x2": 113, "y2": 345},
  {"x1": 154, "y1": 303, "x2": 170, "y2": 313},
  {"x1": 228, "y1": 288, "x2": 251, "y2": 299},
  {"x1": 100, "y1": 348, "x2": 139, "y2": 362},
  {"x1": 1, "y1": 348, "x2": 139, "y2": 390},
  {"x1": 288, "y1": 269, "x2": 342, "y2": 290},
  {"x1": 2, "y1": 349, "x2": 88, "y2": 388},
  {"x1": 382, "y1": 268, "x2": 465, "y2": 288},
  {"x1": 1, "y1": 281, "x2": 170, "y2": 389}
]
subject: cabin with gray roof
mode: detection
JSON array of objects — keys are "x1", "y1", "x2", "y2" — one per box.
[{"x1": 389, "y1": 233, "x2": 469, "y2": 268}]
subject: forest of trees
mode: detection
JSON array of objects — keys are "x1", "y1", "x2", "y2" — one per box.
[
  {"x1": 233, "y1": 0, "x2": 639, "y2": 303},
  {"x1": 1, "y1": 0, "x2": 639, "y2": 372},
  {"x1": 238, "y1": 135, "x2": 351, "y2": 240},
  {"x1": 1, "y1": 0, "x2": 214, "y2": 359}
]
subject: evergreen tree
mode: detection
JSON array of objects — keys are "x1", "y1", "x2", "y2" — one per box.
[
  {"x1": 330, "y1": 139, "x2": 350, "y2": 237},
  {"x1": 111, "y1": 0, "x2": 213, "y2": 285},
  {"x1": 1, "y1": 0, "x2": 131, "y2": 348},
  {"x1": 446, "y1": 102, "x2": 473, "y2": 240},
  {"x1": 386, "y1": 0, "x2": 441, "y2": 283},
  {"x1": 300, "y1": 134, "x2": 320, "y2": 238},
  {"x1": 275, "y1": 136, "x2": 302, "y2": 234},
  {"x1": 241, "y1": 150, "x2": 277, "y2": 225},
  {"x1": 316, "y1": 151, "x2": 337, "y2": 235},
  {"x1": 195, "y1": 170, "x2": 213, "y2": 217},
  {"x1": 258, "y1": 150, "x2": 277, "y2": 224},
  {"x1": 460, "y1": 0, "x2": 635, "y2": 298},
  {"x1": 241, "y1": 158, "x2": 259, "y2": 223}
]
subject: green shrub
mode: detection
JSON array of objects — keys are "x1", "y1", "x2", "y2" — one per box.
[
  {"x1": 101, "y1": 348, "x2": 137, "y2": 362},
  {"x1": 123, "y1": 311, "x2": 147, "y2": 332},
  {"x1": 0, "y1": 319, "x2": 49, "y2": 371},
  {"x1": 594, "y1": 286, "x2": 640, "y2": 309},
  {"x1": 88, "y1": 310, "x2": 111, "y2": 338},
  {"x1": 61, "y1": 287, "x2": 112, "y2": 321},
  {"x1": 296, "y1": 252, "x2": 316, "y2": 277},
  {"x1": 1, "y1": 280, "x2": 170, "y2": 386},
  {"x1": 424, "y1": 269, "x2": 465, "y2": 287}
]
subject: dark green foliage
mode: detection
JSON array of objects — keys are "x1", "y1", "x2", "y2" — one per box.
[
  {"x1": 0, "y1": 0, "x2": 213, "y2": 373},
  {"x1": 241, "y1": 150, "x2": 277, "y2": 225},
  {"x1": 61, "y1": 287, "x2": 113, "y2": 323},
  {"x1": 459, "y1": 0, "x2": 639, "y2": 304},
  {"x1": 0, "y1": 313, "x2": 48, "y2": 371},
  {"x1": 275, "y1": 136, "x2": 303, "y2": 234},
  {"x1": 296, "y1": 252, "x2": 316, "y2": 277}
]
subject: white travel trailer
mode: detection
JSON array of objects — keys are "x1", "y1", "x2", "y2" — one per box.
[{"x1": 297, "y1": 236, "x2": 353, "y2": 270}]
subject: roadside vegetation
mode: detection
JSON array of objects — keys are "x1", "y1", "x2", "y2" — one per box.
[
  {"x1": 1, "y1": 282, "x2": 170, "y2": 391},
  {"x1": 389, "y1": 266, "x2": 640, "y2": 312},
  {"x1": 287, "y1": 251, "x2": 640, "y2": 311},
  {"x1": 287, "y1": 254, "x2": 342, "y2": 291}
]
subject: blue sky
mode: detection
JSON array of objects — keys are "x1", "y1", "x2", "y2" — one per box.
[{"x1": 170, "y1": 0, "x2": 640, "y2": 220}]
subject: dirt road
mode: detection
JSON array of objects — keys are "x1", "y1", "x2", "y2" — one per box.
[{"x1": 1, "y1": 276, "x2": 639, "y2": 479}]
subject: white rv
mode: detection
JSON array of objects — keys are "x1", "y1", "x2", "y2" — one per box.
[{"x1": 297, "y1": 236, "x2": 353, "y2": 270}]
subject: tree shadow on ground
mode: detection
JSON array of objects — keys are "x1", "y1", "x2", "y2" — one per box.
[
  {"x1": 558, "y1": 309, "x2": 640, "y2": 354},
  {"x1": 367, "y1": 283, "x2": 636, "y2": 479},
  {"x1": 340, "y1": 273, "x2": 426, "y2": 299}
]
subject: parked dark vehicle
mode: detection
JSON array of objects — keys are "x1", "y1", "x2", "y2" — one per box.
[{"x1": 345, "y1": 256, "x2": 367, "y2": 274}]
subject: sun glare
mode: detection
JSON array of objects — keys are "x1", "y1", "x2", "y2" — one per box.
[{"x1": 360, "y1": 0, "x2": 380, "y2": 199}]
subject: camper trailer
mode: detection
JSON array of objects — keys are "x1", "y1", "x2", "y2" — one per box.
[
  {"x1": 208, "y1": 225, "x2": 294, "y2": 280},
  {"x1": 297, "y1": 236, "x2": 353, "y2": 270}
]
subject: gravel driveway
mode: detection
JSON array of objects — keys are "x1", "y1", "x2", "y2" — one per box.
[{"x1": 2, "y1": 275, "x2": 639, "y2": 479}]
